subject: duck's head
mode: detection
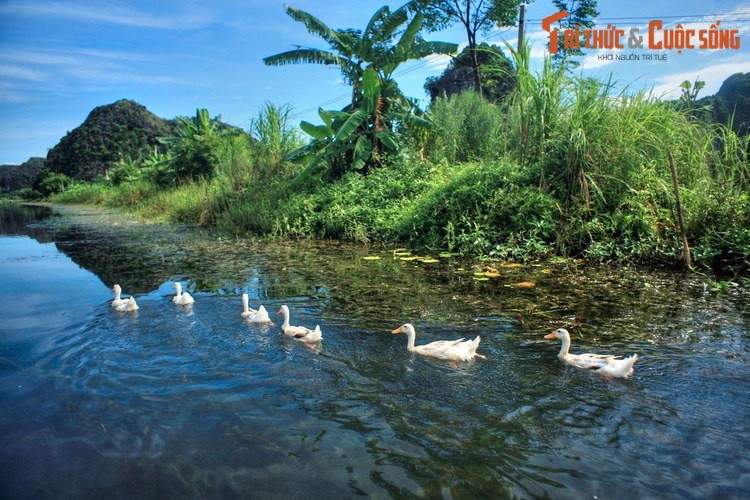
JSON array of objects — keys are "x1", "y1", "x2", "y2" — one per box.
[
  {"x1": 545, "y1": 328, "x2": 569, "y2": 340},
  {"x1": 277, "y1": 305, "x2": 289, "y2": 316},
  {"x1": 112, "y1": 284, "x2": 122, "y2": 293},
  {"x1": 172, "y1": 282, "x2": 181, "y2": 291},
  {"x1": 391, "y1": 323, "x2": 415, "y2": 336}
]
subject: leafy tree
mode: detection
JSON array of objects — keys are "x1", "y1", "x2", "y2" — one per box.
[
  {"x1": 37, "y1": 172, "x2": 71, "y2": 196},
  {"x1": 425, "y1": 43, "x2": 515, "y2": 102},
  {"x1": 264, "y1": 2, "x2": 457, "y2": 175},
  {"x1": 160, "y1": 109, "x2": 240, "y2": 184},
  {"x1": 550, "y1": 0, "x2": 599, "y2": 67},
  {"x1": 421, "y1": 0, "x2": 522, "y2": 96}
]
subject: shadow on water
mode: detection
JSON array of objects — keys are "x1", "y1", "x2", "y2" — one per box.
[{"x1": 1, "y1": 203, "x2": 749, "y2": 498}]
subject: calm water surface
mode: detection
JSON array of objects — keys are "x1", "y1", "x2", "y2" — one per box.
[{"x1": 0, "y1": 203, "x2": 748, "y2": 499}]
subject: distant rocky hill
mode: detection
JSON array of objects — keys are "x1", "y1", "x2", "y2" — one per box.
[
  {"x1": 45, "y1": 99, "x2": 177, "y2": 181},
  {"x1": 708, "y1": 72, "x2": 750, "y2": 136},
  {"x1": 0, "y1": 157, "x2": 45, "y2": 192}
]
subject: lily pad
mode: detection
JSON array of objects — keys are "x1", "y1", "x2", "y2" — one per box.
[
  {"x1": 514, "y1": 281, "x2": 536, "y2": 287},
  {"x1": 502, "y1": 263, "x2": 524, "y2": 268},
  {"x1": 394, "y1": 251, "x2": 412, "y2": 257},
  {"x1": 420, "y1": 258, "x2": 440, "y2": 264},
  {"x1": 473, "y1": 277, "x2": 490, "y2": 281},
  {"x1": 483, "y1": 272, "x2": 501, "y2": 278},
  {"x1": 400, "y1": 256, "x2": 419, "y2": 261},
  {"x1": 362, "y1": 256, "x2": 381, "y2": 261},
  {"x1": 438, "y1": 252, "x2": 459, "y2": 258}
]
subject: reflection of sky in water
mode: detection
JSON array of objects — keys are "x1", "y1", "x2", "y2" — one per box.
[{"x1": 0, "y1": 204, "x2": 748, "y2": 498}]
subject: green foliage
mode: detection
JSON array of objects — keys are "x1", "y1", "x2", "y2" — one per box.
[
  {"x1": 248, "y1": 102, "x2": 304, "y2": 180},
  {"x1": 159, "y1": 109, "x2": 232, "y2": 185},
  {"x1": 426, "y1": 91, "x2": 504, "y2": 163},
  {"x1": 37, "y1": 172, "x2": 71, "y2": 196},
  {"x1": 550, "y1": 0, "x2": 600, "y2": 68},
  {"x1": 396, "y1": 162, "x2": 558, "y2": 258}
]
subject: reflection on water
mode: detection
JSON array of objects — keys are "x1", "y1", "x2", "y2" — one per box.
[{"x1": 0, "y1": 203, "x2": 749, "y2": 498}]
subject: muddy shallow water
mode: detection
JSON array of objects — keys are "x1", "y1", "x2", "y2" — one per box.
[{"x1": 1, "y1": 203, "x2": 748, "y2": 498}]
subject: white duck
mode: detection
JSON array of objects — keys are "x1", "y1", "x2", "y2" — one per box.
[
  {"x1": 277, "y1": 305, "x2": 322, "y2": 342},
  {"x1": 241, "y1": 293, "x2": 273, "y2": 324},
  {"x1": 545, "y1": 328, "x2": 637, "y2": 379},
  {"x1": 391, "y1": 323, "x2": 486, "y2": 362},
  {"x1": 114, "y1": 296, "x2": 139, "y2": 312},
  {"x1": 172, "y1": 282, "x2": 195, "y2": 306},
  {"x1": 111, "y1": 284, "x2": 129, "y2": 308}
]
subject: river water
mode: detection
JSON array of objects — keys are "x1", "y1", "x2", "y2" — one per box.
[{"x1": 0, "y1": 203, "x2": 748, "y2": 499}]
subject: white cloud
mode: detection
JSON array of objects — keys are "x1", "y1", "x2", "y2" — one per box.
[
  {"x1": 422, "y1": 53, "x2": 453, "y2": 72},
  {"x1": 0, "y1": 1, "x2": 213, "y2": 30},
  {"x1": 0, "y1": 64, "x2": 47, "y2": 81},
  {"x1": 650, "y1": 57, "x2": 750, "y2": 98}
]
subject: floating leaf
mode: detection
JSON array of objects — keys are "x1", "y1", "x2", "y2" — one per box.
[
  {"x1": 473, "y1": 272, "x2": 486, "y2": 277},
  {"x1": 502, "y1": 263, "x2": 523, "y2": 268},
  {"x1": 438, "y1": 252, "x2": 459, "y2": 258},
  {"x1": 394, "y1": 251, "x2": 411, "y2": 256},
  {"x1": 473, "y1": 277, "x2": 490, "y2": 281},
  {"x1": 514, "y1": 281, "x2": 536, "y2": 287},
  {"x1": 362, "y1": 256, "x2": 381, "y2": 261},
  {"x1": 541, "y1": 269, "x2": 552, "y2": 274},
  {"x1": 421, "y1": 258, "x2": 440, "y2": 263},
  {"x1": 400, "y1": 256, "x2": 418, "y2": 261},
  {"x1": 483, "y1": 272, "x2": 501, "y2": 278},
  {"x1": 393, "y1": 248, "x2": 408, "y2": 252}
]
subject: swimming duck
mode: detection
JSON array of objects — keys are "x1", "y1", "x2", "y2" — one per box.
[
  {"x1": 277, "y1": 305, "x2": 322, "y2": 342},
  {"x1": 111, "y1": 284, "x2": 129, "y2": 308},
  {"x1": 544, "y1": 328, "x2": 637, "y2": 379},
  {"x1": 241, "y1": 293, "x2": 273, "y2": 324},
  {"x1": 114, "y1": 296, "x2": 139, "y2": 312},
  {"x1": 172, "y1": 282, "x2": 195, "y2": 306},
  {"x1": 391, "y1": 323, "x2": 486, "y2": 362}
]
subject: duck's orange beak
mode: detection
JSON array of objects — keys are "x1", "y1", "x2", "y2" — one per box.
[
  {"x1": 391, "y1": 327, "x2": 403, "y2": 335},
  {"x1": 544, "y1": 332, "x2": 556, "y2": 339}
]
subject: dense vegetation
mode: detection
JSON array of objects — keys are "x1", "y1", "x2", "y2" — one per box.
[{"x1": 12, "y1": 1, "x2": 747, "y2": 275}]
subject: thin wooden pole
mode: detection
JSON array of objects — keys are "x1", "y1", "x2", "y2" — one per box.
[
  {"x1": 668, "y1": 149, "x2": 692, "y2": 269},
  {"x1": 517, "y1": 4, "x2": 526, "y2": 53}
]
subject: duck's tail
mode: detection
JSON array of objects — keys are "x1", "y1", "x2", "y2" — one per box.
[
  {"x1": 307, "y1": 325, "x2": 322, "y2": 342},
  {"x1": 607, "y1": 354, "x2": 638, "y2": 378},
  {"x1": 469, "y1": 336, "x2": 486, "y2": 359}
]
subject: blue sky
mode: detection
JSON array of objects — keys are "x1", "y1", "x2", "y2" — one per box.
[{"x1": 0, "y1": 0, "x2": 749, "y2": 164}]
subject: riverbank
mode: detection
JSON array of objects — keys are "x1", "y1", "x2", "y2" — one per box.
[{"x1": 50, "y1": 154, "x2": 750, "y2": 276}]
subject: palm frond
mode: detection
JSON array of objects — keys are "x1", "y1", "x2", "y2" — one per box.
[
  {"x1": 283, "y1": 5, "x2": 345, "y2": 49},
  {"x1": 264, "y1": 48, "x2": 346, "y2": 67}
]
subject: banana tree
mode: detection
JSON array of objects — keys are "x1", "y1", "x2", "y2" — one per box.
[
  {"x1": 291, "y1": 66, "x2": 430, "y2": 175},
  {"x1": 264, "y1": 2, "x2": 456, "y2": 175}
]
